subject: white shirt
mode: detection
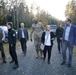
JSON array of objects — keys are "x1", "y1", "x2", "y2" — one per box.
[
  {"x1": 21, "y1": 28, "x2": 25, "y2": 38},
  {"x1": 65, "y1": 24, "x2": 71, "y2": 41},
  {"x1": 44, "y1": 31, "x2": 51, "y2": 46}
]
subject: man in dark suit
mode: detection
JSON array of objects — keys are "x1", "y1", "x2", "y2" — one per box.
[
  {"x1": 17, "y1": 23, "x2": 28, "y2": 55},
  {"x1": 61, "y1": 18, "x2": 76, "y2": 67},
  {"x1": 7, "y1": 22, "x2": 19, "y2": 69},
  {"x1": 56, "y1": 23, "x2": 63, "y2": 54}
]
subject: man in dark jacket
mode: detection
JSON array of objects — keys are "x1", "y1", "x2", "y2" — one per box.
[
  {"x1": 7, "y1": 22, "x2": 19, "y2": 69},
  {"x1": 17, "y1": 23, "x2": 28, "y2": 56},
  {"x1": 0, "y1": 28, "x2": 7, "y2": 63},
  {"x1": 56, "y1": 23, "x2": 63, "y2": 54}
]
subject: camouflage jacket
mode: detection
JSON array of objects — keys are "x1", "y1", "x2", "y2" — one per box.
[{"x1": 30, "y1": 22, "x2": 44, "y2": 39}]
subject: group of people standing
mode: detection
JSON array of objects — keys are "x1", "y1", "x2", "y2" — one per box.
[
  {"x1": 0, "y1": 22, "x2": 29, "y2": 69},
  {"x1": 30, "y1": 18, "x2": 76, "y2": 67},
  {"x1": 0, "y1": 18, "x2": 76, "y2": 70},
  {"x1": 56, "y1": 18, "x2": 76, "y2": 67},
  {"x1": 0, "y1": 22, "x2": 19, "y2": 69}
]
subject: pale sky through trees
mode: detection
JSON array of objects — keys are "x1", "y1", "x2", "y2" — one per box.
[{"x1": 26, "y1": 0, "x2": 71, "y2": 21}]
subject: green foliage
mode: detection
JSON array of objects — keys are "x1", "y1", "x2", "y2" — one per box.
[
  {"x1": 36, "y1": 10, "x2": 59, "y2": 26},
  {"x1": 38, "y1": 17, "x2": 48, "y2": 27},
  {"x1": 65, "y1": 0, "x2": 76, "y2": 25},
  {"x1": 0, "y1": 0, "x2": 6, "y2": 25},
  {"x1": 0, "y1": 0, "x2": 59, "y2": 28}
]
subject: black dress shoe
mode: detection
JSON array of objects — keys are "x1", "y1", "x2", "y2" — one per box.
[
  {"x1": 36, "y1": 56, "x2": 39, "y2": 59},
  {"x1": 61, "y1": 62, "x2": 66, "y2": 65},
  {"x1": 3, "y1": 60, "x2": 7, "y2": 63},
  {"x1": 43, "y1": 58, "x2": 45, "y2": 61},
  {"x1": 40, "y1": 57, "x2": 44, "y2": 59},
  {"x1": 12, "y1": 65, "x2": 19, "y2": 69},
  {"x1": 23, "y1": 51, "x2": 26, "y2": 56},
  {"x1": 67, "y1": 64, "x2": 71, "y2": 67},
  {"x1": 48, "y1": 61, "x2": 50, "y2": 64},
  {"x1": 10, "y1": 60, "x2": 14, "y2": 63},
  {"x1": 59, "y1": 52, "x2": 61, "y2": 54},
  {"x1": 24, "y1": 52, "x2": 26, "y2": 56}
]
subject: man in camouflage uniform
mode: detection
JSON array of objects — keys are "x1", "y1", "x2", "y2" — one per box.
[{"x1": 30, "y1": 19, "x2": 44, "y2": 59}]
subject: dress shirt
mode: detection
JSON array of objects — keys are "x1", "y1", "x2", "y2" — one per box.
[
  {"x1": 21, "y1": 28, "x2": 25, "y2": 38},
  {"x1": 65, "y1": 24, "x2": 71, "y2": 41},
  {"x1": 44, "y1": 31, "x2": 51, "y2": 46}
]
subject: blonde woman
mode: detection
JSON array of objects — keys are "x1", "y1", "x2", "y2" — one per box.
[{"x1": 41, "y1": 25, "x2": 55, "y2": 64}]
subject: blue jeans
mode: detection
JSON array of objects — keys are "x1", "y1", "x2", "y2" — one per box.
[{"x1": 62, "y1": 40, "x2": 73, "y2": 64}]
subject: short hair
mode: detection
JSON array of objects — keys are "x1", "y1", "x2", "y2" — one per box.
[
  {"x1": 21, "y1": 23, "x2": 24, "y2": 25},
  {"x1": 58, "y1": 22, "x2": 62, "y2": 25},
  {"x1": 46, "y1": 25, "x2": 50, "y2": 28},
  {"x1": 32, "y1": 18, "x2": 38, "y2": 21},
  {"x1": 7, "y1": 22, "x2": 13, "y2": 27},
  {"x1": 66, "y1": 18, "x2": 72, "y2": 23}
]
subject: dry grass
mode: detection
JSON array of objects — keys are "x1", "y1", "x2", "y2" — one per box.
[
  {"x1": 74, "y1": 47, "x2": 76, "y2": 55},
  {"x1": 0, "y1": 41, "x2": 21, "y2": 59}
]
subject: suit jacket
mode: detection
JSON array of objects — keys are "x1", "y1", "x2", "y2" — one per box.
[
  {"x1": 41, "y1": 31, "x2": 55, "y2": 46},
  {"x1": 17, "y1": 28, "x2": 28, "y2": 40},
  {"x1": 63, "y1": 24, "x2": 76, "y2": 46}
]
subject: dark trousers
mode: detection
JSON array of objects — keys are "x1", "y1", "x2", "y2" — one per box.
[
  {"x1": 9, "y1": 44, "x2": 18, "y2": 65},
  {"x1": 20, "y1": 38, "x2": 27, "y2": 53},
  {"x1": 57, "y1": 38, "x2": 62, "y2": 52},
  {"x1": 0, "y1": 42, "x2": 6, "y2": 61},
  {"x1": 43, "y1": 45, "x2": 52, "y2": 62}
]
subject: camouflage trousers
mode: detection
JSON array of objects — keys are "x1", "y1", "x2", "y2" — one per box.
[{"x1": 34, "y1": 38, "x2": 42, "y2": 54}]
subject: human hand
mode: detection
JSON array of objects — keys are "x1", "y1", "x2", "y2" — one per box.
[
  {"x1": 51, "y1": 38, "x2": 54, "y2": 40},
  {"x1": 60, "y1": 38, "x2": 62, "y2": 40}
]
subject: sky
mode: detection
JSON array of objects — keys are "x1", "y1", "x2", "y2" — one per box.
[{"x1": 26, "y1": 0, "x2": 71, "y2": 21}]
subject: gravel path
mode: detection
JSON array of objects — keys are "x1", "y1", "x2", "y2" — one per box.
[{"x1": 0, "y1": 40, "x2": 76, "y2": 75}]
